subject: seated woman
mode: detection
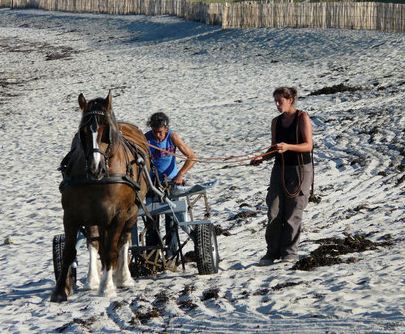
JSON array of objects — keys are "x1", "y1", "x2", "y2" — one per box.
[{"x1": 144, "y1": 112, "x2": 197, "y2": 258}]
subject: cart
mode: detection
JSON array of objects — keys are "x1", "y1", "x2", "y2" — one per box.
[{"x1": 130, "y1": 179, "x2": 219, "y2": 276}]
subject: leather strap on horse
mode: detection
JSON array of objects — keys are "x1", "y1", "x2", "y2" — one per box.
[
  {"x1": 60, "y1": 136, "x2": 147, "y2": 193},
  {"x1": 122, "y1": 136, "x2": 150, "y2": 180},
  {"x1": 59, "y1": 173, "x2": 141, "y2": 193}
]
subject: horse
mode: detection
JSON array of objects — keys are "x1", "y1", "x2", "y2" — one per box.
[{"x1": 51, "y1": 91, "x2": 150, "y2": 302}]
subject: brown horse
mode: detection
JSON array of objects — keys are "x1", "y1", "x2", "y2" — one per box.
[{"x1": 51, "y1": 91, "x2": 150, "y2": 302}]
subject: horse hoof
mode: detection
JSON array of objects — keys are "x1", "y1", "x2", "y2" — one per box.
[
  {"x1": 50, "y1": 292, "x2": 67, "y2": 303},
  {"x1": 98, "y1": 287, "x2": 117, "y2": 298},
  {"x1": 99, "y1": 290, "x2": 117, "y2": 298},
  {"x1": 84, "y1": 283, "x2": 99, "y2": 291},
  {"x1": 117, "y1": 278, "x2": 135, "y2": 289},
  {"x1": 84, "y1": 279, "x2": 100, "y2": 291}
]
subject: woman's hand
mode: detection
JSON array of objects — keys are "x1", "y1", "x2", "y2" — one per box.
[
  {"x1": 275, "y1": 142, "x2": 289, "y2": 153},
  {"x1": 173, "y1": 172, "x2": 185, "y2": 185},
  {"x1": 250, "y1": 156, "x2": 264, "y2": 166}
]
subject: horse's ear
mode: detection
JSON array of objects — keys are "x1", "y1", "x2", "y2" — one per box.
[
  {"x1": 105, "y1": 90, "x2": 112, "y2": 111},
  {"x1": 78, "y1": 93, "x2": 87, "y2": 111}
]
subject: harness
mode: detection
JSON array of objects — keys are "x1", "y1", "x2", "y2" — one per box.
[
  {"x1": 59, "y1": 137, "x2": 147, "y2": 193},
  {"x1": 59, "y1": 173, "x2": 141, "y2": 193},
  {"x1": 59, "y1": 110, "x2": 147, "y2": 194}
]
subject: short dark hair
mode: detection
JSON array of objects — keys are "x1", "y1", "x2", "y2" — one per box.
[
  {"x1": 147, "y1": 112, "x2": 169, "y2": 129},
  {"x1": 273, "y1": 87, "x2": 298, "y2": 104}
]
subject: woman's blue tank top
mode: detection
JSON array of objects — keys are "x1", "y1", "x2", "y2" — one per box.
[{"x1": 145, "y1": 129, "x2": 178, "y2": 181}]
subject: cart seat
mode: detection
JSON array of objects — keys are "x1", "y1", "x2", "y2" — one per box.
[
  {"x1": 171, "y1": 179, "x2": 218, "y2": 198},
  {"x1": 138, "y1": 199, "x2": 187, "y2": 217}
]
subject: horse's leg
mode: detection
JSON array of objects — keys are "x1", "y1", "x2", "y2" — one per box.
[
  {"x1": 51, "y1": 219, "x2": 78, "y2": 302},
  {"x1": 84, "y1": 226, "x2": 101, "y2": 291},
  {"x1": 115, "y1": 220, "x2": 135, "y2": 288},
  {"x1": 99, "y1": 267, "x2": 116, "y2": 297},
  {"x1": 98, "y1": 217, "x2": 121, "y2": 297}
]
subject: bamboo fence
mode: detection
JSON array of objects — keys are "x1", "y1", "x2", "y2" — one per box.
[
  {"x1": 222, "y1": 2, "x2": 405, "y2": 32},
  {"x1": 6, "y1": 0, "x2": 223, "y2": 25},
  {"x1": 4, "y1": 1, "x2": 405, "y2": 32},
  {"x1": 0, "y1": 0, "x2": 11, "y2": 7}
]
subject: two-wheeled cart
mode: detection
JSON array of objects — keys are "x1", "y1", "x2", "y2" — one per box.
[
  {"x1": 52, "y1": 180, "x2": 220, "y2": 283},
  {"x1": 130, "y1": 180, "x2": 219, "y2": 276}
]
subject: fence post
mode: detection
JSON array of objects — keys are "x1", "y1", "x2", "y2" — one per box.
[{"x1": 222, "y1": 2, "x2": 228, "y2": 29}]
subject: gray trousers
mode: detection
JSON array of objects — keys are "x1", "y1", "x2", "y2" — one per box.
[{"x1": 265, "y1": 163, "x2": 313, "y2": 259}]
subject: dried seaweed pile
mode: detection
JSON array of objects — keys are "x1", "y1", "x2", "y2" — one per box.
[{"x1": 293, "y1": 234, "x2": 393, "y2": 271}]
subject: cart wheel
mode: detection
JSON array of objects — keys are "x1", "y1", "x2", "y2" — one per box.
[
  {"x1": 194, "y1": 224, "x2": 219, "y2": 275},
  {"x1": 52, "y1": 234, "x2": 77, "y2": 284}
]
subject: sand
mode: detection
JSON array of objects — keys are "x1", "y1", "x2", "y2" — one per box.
[{"x1": 0, "y1": 8, "x2": 404, "y2": 334}]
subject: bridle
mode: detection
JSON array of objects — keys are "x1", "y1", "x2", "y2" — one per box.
[{"x1": 79, "y1": 109, "x2": 112, "y2": 179}]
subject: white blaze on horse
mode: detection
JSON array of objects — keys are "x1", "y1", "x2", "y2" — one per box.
[{"x1": 51, "y1": 91, "x2": 150, "y2": 302}]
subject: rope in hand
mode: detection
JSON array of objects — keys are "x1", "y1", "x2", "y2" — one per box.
[{"x1": 147, "y1": 143, "x2": 278, "y2": 165}]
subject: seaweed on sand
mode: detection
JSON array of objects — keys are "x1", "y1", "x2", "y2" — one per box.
[{"x1": 293, "y1": 234, "x2": 393, "y2": 271}]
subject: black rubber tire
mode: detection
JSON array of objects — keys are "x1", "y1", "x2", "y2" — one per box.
[
  {"x1": 194, "y1": 224, "x2": 219, "y2": 275},
  {"x1": 52, "y1": 234, "x2": 77, "y2": 284}
]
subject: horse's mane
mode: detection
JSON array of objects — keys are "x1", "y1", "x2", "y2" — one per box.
[{"x1": 118, "y1": 121, "x2": 149, "y2": 156}]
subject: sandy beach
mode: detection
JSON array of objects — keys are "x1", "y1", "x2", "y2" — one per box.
[{"x1": 0, "y1": 8, "x2": 404, "y2": 333}]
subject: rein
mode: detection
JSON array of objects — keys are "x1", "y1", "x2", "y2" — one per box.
[{"x1": 147, "y1": 142, "x2": 277, "y2": 165}]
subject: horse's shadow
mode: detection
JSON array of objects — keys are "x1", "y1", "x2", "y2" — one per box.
[
  {"x1": 1, "y1": 278, "x2": 54, "y2": 302},
  {"x1": 133, "y1": 271, "x2": 197, "y2": 282}
]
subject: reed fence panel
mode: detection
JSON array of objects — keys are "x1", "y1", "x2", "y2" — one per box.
[
  {"x1": 222, "y1": 2, "x2": 405, "y2": 32},
  {"x1": 7, "y1": 1, "x2": 405, "y2": 32}
]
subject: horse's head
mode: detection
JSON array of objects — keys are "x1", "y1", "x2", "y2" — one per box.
[{"x1": 78, "y1": 90, "x2": 118, "y2": 180}]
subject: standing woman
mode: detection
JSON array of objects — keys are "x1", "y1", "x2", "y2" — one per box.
[{"x1": 252, "y1": 87, "x2": 313, "y2": 265}]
